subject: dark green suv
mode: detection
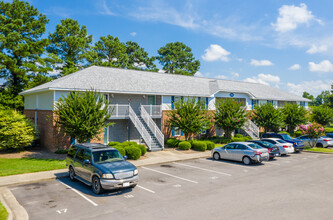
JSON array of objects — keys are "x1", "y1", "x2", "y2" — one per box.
[{"x1": 66, "y1": 143, "x2": 139, "y2": 194}]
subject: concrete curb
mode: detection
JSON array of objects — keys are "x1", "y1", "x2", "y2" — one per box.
[
  {"x1": 302, "y1": 150, "x2": 333, "y2": 154},
  {"x1": 0, "y1": 187, "x2": 28, "y2": 220}
]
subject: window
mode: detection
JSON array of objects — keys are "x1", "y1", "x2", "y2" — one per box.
[
  {"x1": 235, "y1": 144, "x2": 247, "y2": 150},
  {"x1": 104, "y1": 94, "x2": 109, "y2": 103},
  {"x1": 174, "y1": 127, "x2": 181, "y2": 136},
  {"x1": 300, "y1": 101, "x2": 305, "y2": 107},
  {"x1": 67, "y1": 146, "x2": 78, "y2": 158},
  {"x1": 252, "y1": 100, "x2": 259, "y2": 109},
  {"x1": 75, "y1": 149, "x2": 84, "y2": 161},
  {"x1": 171, "y1": 96, "x2": 182, "y2": 109},
  {"x1": 225, "y1": 144, "x2": 236, "y2": 150},
  {"x1": 267, "y1": 100, "x2": 274, "y2": 105},
  {"x1": 84, "y1": 150, "x2": 92, "y2": 161}
]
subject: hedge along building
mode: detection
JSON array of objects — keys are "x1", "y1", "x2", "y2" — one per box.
[{"x1": 20, "y1": 66, "x2": 309, "y2": 152}]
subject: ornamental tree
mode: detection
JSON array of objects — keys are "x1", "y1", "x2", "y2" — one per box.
[
  {"x1": 281, "y1": 103, "x2": 307, "y2": 134},
  {"x1": 310, "y1": 105, "x2": 333, "y2": 126},
  {"x1": 54, "y1": 90, "x2": 113, "y2": 143},
  {"x1": 251, "y1": 103, "x2": 283, "y2": 133},
  {"x1": 156, "y1": 42, "x2": 200, "y2": 76},
  {"x1": 299, "y1": 123, "x2": 325, "y2": 148},
  {"x1": 214, "y1": 98, "x2": 247, "y2": 139},
  {"x1": 167, "y1": 98, "x2": 211, "y2": 140},
  {"x1": 0, "y1": 108, "x2": 35, "y2": 150}
]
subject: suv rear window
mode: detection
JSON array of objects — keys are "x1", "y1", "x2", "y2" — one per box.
[{"x1": 67, "y1": 146, "x2": 78, "y2": 158}]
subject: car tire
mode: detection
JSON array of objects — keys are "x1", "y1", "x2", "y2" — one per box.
[
  {"x1": 213, "y1": 152, "x2": 220, "y2": 160},
  {"x1": 242, "y1": 156, "x2": 251, "y2": 165},
  {"x1": 316, "y1": 143, "x2": 323, "y2": 148},
  {"x1": 92, "y1": 176, "x2": 103, "y2": 194},
  {"x1": 69, "y1": 166, "x2": 76, "y2": 181}
]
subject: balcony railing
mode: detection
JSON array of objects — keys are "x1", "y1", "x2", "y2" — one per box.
[
  {"x1": 141, "y1": 105, "x2": 162, "y2": 117},
  {"x1": 109, "y1": 104, "x2": 129, "y2": 118}
]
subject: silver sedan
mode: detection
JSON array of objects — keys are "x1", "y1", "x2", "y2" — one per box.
[
  {"x1": 295, "y1": 135, "x2": 333, "y2": 148},
  {"x1": 212, "y1": 142, "x2": 270, "y2": 165}
]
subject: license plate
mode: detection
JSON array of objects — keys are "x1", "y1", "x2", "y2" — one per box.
[
  {"x1": 275, "y1": 153, "x2": 279, "y2": 156},
  {"x1": 123, "y1": 182, "x2": 130, "y2": 187}
]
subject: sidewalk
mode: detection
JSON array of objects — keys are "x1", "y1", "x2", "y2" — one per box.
[{"x1": 0, "y1": 149, "x2": 211, "y2": 187}]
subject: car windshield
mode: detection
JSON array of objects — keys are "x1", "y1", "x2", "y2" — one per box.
[
  {"x1": 248, "y1": 143, "x2": 262, "y2": 149},
  {"x1": 277, "y1": 139, "x2": 287, "y2": 143},
  {"x1": 280, "y1": 134, "x2": 293, "y2": 141},
  {"x1": 93, "y1": 150, "x2": 124, "y2": 164}
]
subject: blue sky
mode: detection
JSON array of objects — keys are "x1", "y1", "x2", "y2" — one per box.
[{"x1": 13, "y1": 0, "x2": 333, "y2": 96}]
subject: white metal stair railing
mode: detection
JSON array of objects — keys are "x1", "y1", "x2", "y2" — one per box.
[
  {"x1": 242, "y1": 120, "x2": 260, "y2": 139},
  {"x1": 140, "y1": 106, "x2": 164, "y2": 149},
  {"x1": 141, "y1": 105, "x2": 162, "y2": 117},
  {"x1": 128, "y1": 105, "x2": 153, "y2": 150}
]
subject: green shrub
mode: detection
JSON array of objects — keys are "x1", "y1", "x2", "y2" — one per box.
[
  {"x1": 244, "y1": 136, "x2": 252, "y2": 141},
  {"x1": 192, "y1": 141, "x2": 207, "y2": 151},
  {"x1": 166, "y1": 138, "x2": 181, "y2": 148},
  {"x1": 55, "y1": 149, "x2": 68, "y2": 154},
  {"x1": 295, "y1": 130, "x2": 302, "y2": 137},
  {"x1": 113, "y1": 145, "x2": 126, "y2": 156},
  {"x1": 108, "y1": 141, "x2": 120, "y2": 146},
  {"x1": 124, "y1": 146, "x2": 141, "y2": 160},
  {"x1": 234, "y1": 134, "x2": 244, "y2": 138},
  {"x1": 0, "y1": 109, "x2": 36, "y2": 150},
  {"x1": 324, "y1": 127, "x2": 333, "y2": 133},
  {"x1": 178, "y1": 141, "x2": 191, "y2": 150},
  {"x1": 123, "y1": 141, "x2": 138, "y2": 146},
  {"x1": 205, "y1": 141, "x2": 215, "y2": 150},
  {"x1": 136, "y1": 144, "x2": 147, "y2": 156},
  {"x1": 231, "y1": 137, "x2": 246, "y2": 142}
]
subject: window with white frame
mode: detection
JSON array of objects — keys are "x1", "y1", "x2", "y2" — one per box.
[
  {"x1": 174, "y1": 127, "x2": 181, "y2": 136},
  {"x1": 252, "y1": 99, "x2": 259, "y2": 109},
  {"x1": 300, "y1": 101, "x2": 305, "y2": 107}
]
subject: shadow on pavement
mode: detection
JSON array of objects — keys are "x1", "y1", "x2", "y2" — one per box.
[{"x1": 203, "y1": 157, "x2": 266, "y2": 167}]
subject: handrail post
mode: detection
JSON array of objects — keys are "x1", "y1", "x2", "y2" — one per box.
[{"x1": 116, "y1": 104, "x2": 118, "y2": 117}]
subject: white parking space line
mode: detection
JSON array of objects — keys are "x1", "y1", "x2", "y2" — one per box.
[
  {"x1": 267, "y1": 162, "x2": 281, "y2": 166},
  {"x1": 173, "y1": 162, "x2": 232, "y2": 176},
  {"x1": 57, "y1": 179, "x2": 98, "y2": 207},
  {"x1": 142, "y1": 167, "x2": 198, "y2": 184},
  {"x1": 137, "y1": 185, "x2": 155, "y2": 194}
]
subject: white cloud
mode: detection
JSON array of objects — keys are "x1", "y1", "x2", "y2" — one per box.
[
  {"x1": 130, "y1": 32, "x2": 137, "y2": 36},
  {"x1": 216, "y1": 75, "x2": 227, "y2": 79},
  {"x1": 288, "y1": 64, "x2": 300, "y2": 70},
  {"x1": 194, "y1": 71, "x2": 203, "y2": 77},
  {"x1": 231, "y1": 72, "x2": 239, "y2": 78},
  {"x1": 250, "y1": 59, "x2": 274, "y2": 66},
  {"x1": 306, "y1": 45, "x2": 328, "y2": 54},
  {"x1": 244, "y1": 73, "x2": 280, "y2": 87},
  {"x1": 287, "y1": 80, "x2": 332, "y2": 96},
  {"x1": 101, "y1": 0, "x2": 115, "y2": 15},
  {"x1": 309, "y1": 60, "x2": 333, "y2": 72},
  {"x1": 158, "y1": 69, "x2": 166, "y2": 73},
  {"x1": 202, "y1": 44, "x2": 231, "y2": 62},
  {"x1": 272, "y1": 3, "x2": 321, "y2": 32}
]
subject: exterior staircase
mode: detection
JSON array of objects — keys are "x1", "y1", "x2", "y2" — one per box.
[
  {"x1": 241, "y1": 120, "x2": 260, "y2": 139},
  {"x1": 128, "y1": 105, "x2": 164, "y2": 151}
]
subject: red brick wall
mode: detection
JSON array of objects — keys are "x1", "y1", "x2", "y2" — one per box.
[{"x1": 24, "y1": 110, "x2": 104, "y2": 152}]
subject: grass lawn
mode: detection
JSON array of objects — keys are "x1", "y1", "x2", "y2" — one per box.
[
  {"x1": 0, "y1": 158, "x2": 66, "y2": 177},
  {"x1": 0, "y1": 201, "x2": 8, "y2": 220},
  {"x1": 304, "y1": 147, "x2": 333, "y2": 153}
]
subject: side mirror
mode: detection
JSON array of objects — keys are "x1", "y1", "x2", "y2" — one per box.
[
  {"x1": 123, "y1": 155, "x2": 128, "y2": 160},
  {"x1": 84, "y1": 159, "x2": 90, "y2": 165}
]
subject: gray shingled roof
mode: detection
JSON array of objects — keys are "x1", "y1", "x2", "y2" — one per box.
[{"x1": 20, "y1": 66, "x2": 309, "y2": 101}]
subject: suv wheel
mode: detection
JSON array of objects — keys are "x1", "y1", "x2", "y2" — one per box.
[
  {"x1": 69, "y1": 166, "x2": 76, "y2": 181},
  {"x1": 92, "y1": 176, "x2": 103, "y2": 194},
  {"x1": 242, "y1": 156, "x2": 251, "y2": 165}
]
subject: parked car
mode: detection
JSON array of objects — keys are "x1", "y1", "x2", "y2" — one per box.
[
  {"x1": 247, "y1": 140, "x2": 280, "y2": 159},
  {"x1": 66, "y1": 143, "x2": 139, "y2": 194},
  {"x1": 295, "y1": 135, "x2": 333, "y2": 148},
  {"x1": 261, "y1": 133, "x2": 304, "y2": 152},
  {"x1": 261, "y1": 138, "x2": 294, "y2": 155},
  {"x1": 325, "y1": 133, "x2": 333, "y2": 139},
  {"x1": 212, "y1": 142, "x2": 269, "y2": 165}
]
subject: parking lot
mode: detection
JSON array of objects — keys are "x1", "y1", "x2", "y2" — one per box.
[{"x1": 10, "y1": 152, "x2": 333, "y2": 220}]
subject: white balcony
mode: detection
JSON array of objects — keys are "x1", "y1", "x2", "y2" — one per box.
[{"x1": 109, "y1": 104, "x2": 162, "y2": 119}]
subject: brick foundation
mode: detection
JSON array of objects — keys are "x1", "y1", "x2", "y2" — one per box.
[{"x1": 24, "y1": 110, "x2": 104, "y2": 152}]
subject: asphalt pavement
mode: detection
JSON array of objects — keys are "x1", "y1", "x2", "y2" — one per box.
[{"x1": 9, "y1": 152, "x2": 333, "y2": 220}]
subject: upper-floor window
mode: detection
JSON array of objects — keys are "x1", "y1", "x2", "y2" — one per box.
[
  {"x1": 300, "y1": 101, "x2": 306, "y2": 107},
  {"x1": 252, "y1": 100, "x2": 259, "y2": 109},
  {"x1": 267, "y1": 100, "x2": 274, "y2": 105}
]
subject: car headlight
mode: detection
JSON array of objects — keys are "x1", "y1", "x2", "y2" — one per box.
[
  {"x1": 102, "y1": 173, "x2": 114, "y2": 179},
  {"x1": 133, "y1": 169, "x2": 138, "y2": 176}
]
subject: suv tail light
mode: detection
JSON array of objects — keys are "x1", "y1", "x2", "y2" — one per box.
[
  {"x1": 283, "y1": 145, "x2": 289, "y2": 148},
  {"x1": 254, "y1": 151, "x2": 262, "y2": 155},
  {"x1": 267, "y1": 148, "x2": 272, "y2": 152}
]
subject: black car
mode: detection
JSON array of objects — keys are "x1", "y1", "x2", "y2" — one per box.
[
  {"x1": 247, "y1": 140, "x2": 280, "y2": 159},
  {"x1": 66, "y1": 143, "x2": 139, "y2": 194},
  {"x1": 261, "y1": 133, "x2": 304, "y2": 152}
]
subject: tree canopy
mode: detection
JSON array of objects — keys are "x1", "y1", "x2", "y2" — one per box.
[
  {"x1": 0, "y1": 0, "x2": 52, "y2": 95},
  {"x1": 281, "y1": 103, "x2": 307, "y2": 134},
  {"x1": 126, "y1": 41, "x2": 157, "y2": 71},
  {"x1": 310, "y1": 105, "x2": 333, "y2": 126},
  {"x1": 214, "y1": 98, "x2": 247, "y2": 138},
  {"x1": 167, "y1": 98, "x2": 211, "y2": 140},
  {"x1": 54, "y1": 89, "x2": 112, "y2": 143},
  {"x1": 48, "y1": 18, "x2": 92, "y2": 76},
  {"x1": 156, "y1": 42, "x2": 200, "y2": 76},
  {"x1": 251, "y1": 103, "x2": 283, "y2": 133}
]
